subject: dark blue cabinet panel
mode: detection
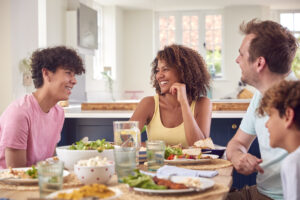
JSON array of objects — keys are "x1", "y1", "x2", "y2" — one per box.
[
  {"x1": 210, "y1": 118, "x2": 261, "y2": 189},
  {"x1": 59, "y1": 118, "x2": 148, "y2": 146}
]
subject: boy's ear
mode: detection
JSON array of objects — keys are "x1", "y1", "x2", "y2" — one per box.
[
  {"x1": 42, "y1": 68, "x2": 51, "y2": 83},
  {"x1": 256, "y1": 56, "x2": 266, "y2": 73},
  {"x1": 284, "y1": 107, "x2": 295, "y2": 129}
]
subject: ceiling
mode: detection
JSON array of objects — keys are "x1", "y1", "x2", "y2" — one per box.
[{"x1": 95, "y1": 0, "x2": 300, "y2": 10}]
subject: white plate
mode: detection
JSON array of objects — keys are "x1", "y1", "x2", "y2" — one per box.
[
  {"x1": 46, "y1": 187, "x2": 122, "y2": 199},
  {"x1": 164, "y1": 154, "x2": 219, "y2": 165},
  {"x1": 0, "y1": 167, "x2": 70, "y2": 184},
  {"x1": 132, "y1": 176, "x2": 214, "y2": 194}
]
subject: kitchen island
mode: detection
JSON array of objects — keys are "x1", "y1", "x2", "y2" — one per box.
[
  {"x1": 60, "y1": 100, "x2": 259, "y2": 190},
  {"x1": 61, "y1": 100, "x2": 250, "y2": 145},
  {"x1": 61, "y1": 100, "x2": 249, "y2": 145}
]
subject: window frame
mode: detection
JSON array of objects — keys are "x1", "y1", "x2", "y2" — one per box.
[
  {"x1": 278, "y1": 10, "x2": 300, "y2": 78},
  {"x1": 154, "y1": 10, "x2": 224, "y2": 79}
]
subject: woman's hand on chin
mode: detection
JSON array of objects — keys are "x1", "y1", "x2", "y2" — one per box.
[{"x1": 169, "y1": 83, "x2": 189, "y2": 104}]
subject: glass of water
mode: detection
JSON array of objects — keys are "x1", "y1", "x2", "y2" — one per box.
[
  {"x1": 37, "y1": 160, "x2": 64, "y2": 198},
  {"x1": 146, "y1": 140, "x2": 165, "y2": 171},
  {"x1": 113, "y1": 121, "x2": 141, "y2": 148},
  {"x1": 114, "y1": 146, "x2": 137, "y2": 182}
]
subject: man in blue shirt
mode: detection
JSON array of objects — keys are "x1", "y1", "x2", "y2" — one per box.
[{"x1": 226, "y1": 19, "x2": 298, "y2": 200}]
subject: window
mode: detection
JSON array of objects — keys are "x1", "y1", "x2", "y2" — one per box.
[
  {"x1": 280, "y1": 11, "x2": 300, "y2": 78},
  {"x1": 156, "y1": 11, "x2": 223, "y2": 78},
  {"x1": 159, "y1": 16, "x2": 176, "y2": 49}
]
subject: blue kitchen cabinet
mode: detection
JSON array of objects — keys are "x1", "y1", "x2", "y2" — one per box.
[
  {"x1": 210, "y1": 118, "x2": 261, "y2": 189},
  {"x1": 59, "y1": 118, "x2": 148, "y2": 146}
]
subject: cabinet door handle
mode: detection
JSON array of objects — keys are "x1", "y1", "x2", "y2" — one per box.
[{"x1": 232, "y1": 124, "x2": 237, "y2": 129}]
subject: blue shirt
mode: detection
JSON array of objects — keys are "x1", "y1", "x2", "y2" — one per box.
[{"x1": 240, "y1": 72, "x2": 298, "y2": 200}]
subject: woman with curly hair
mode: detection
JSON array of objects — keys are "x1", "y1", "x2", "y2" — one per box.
[
  {"x1": 130, "y1": 44, "x2": 211, "y2": 147},
  {"x1": 0, "y1": 46, "x2": 85, "y2": 169}
]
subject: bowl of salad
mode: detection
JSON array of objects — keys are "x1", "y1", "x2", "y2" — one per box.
[{"x1": 56, "y1": 138, "x2": 114, "y2": 170}]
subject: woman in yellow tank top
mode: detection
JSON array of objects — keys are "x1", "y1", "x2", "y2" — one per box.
[{"x1": 130, "y1": 44, "x2": 212, "y2": 147}]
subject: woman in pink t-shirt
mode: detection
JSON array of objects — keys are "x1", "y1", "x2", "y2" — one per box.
[{"x1": 0, "y1": 46, "x2": 85, "y2": 169}]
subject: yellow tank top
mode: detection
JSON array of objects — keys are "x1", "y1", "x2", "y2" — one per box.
[{"x1": 146, "y1": 95, "x2": 196, "y2": 147}]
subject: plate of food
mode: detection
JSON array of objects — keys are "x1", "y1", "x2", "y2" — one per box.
[
  {"x1": 47, "y1": 184, "x2": 122, "y2": 199},
  {"x1": 164, "y1": 145, "x2": 218, "y2": 165},
  {"x1": 0, "y1": 166, "x2": 70, "y2": 184},
  {"x1": 123, "y1": 169, "x2": 214, "y2": 194},
  {"x1": 193, "y1": 138, "x2": 226, "y2": 158},
  {"x1": 164, "y1": 154, "x2": 219, "y2": 165}
]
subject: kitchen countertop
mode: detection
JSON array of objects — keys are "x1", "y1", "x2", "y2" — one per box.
[{"x1": 64, "y1": 105, "x2": 246, "y2": 118}]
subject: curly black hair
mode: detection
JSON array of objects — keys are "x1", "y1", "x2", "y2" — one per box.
[
  {"x1": 31, "y1": 46, "x2": 85, "y2": 88},
  {"x1": 151, "y1": 44, "x2": 210, "y2": 100}
]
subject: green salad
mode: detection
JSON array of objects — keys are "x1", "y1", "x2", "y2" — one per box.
[
  {"x1": 122, "y1": 169, "x2": 167, "y2": 190},
  {"x1": 164, "y1": 145, "x2": 183, "y2": 159},
  {"x1": 26, "y1": 165, "x2": 38, "y2": 179},
  {"x1": 68, "y1": 139, "x2": 114, "y2": 152}
]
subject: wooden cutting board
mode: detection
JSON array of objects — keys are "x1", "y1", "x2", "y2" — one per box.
[{"x1": 81, "y1": 102, "x2": 249, "y2": 111}]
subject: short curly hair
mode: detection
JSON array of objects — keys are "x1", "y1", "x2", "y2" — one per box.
[
  {"x1": 151, "y1": 44, "x2": 210, "y2": 100},
  {"x1": 31, "y1": 46, "x2": 85, "y2": 88},
  {"x1": 258, "y1": 80, "x2": 300, "y2": 130},
  {"x1": 240, "y1": 19, "x2": 298, "y2": 74}
]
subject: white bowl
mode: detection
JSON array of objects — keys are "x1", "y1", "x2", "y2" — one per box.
[
  {"x1": 74, "y1": 161, "x2": 115, "y2": 185},
  {"x1": 56, "y1": 146, "x2": 114, "y2": 170}
]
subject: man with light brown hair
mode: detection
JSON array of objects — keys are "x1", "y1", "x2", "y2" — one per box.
[{"x1": 226, "y1": 19, "x2": 298, "y2": 200}]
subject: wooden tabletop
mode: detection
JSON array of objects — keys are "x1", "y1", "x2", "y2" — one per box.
[{"x1": 0, "y1": 164, "x2": 233, "y2": 200}]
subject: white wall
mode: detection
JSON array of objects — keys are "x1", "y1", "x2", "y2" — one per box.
[
  {"x1": 122, "y1": 10, "x2": 155, "y2": 99},
  {"x1": 46, "y1": 0, "x2": 67, "y2": 46},
  {"x1": 0, "y1": 0, "x2": 13, "y2": 114},
  {"x1": 10, "y1": 0, "x2": 39, "y2": 100},
  {"x1": 114, "y1": 6, "x2": 125, "y2": 100},
  {"x1": 211, "y1": 5, "x2": 271, "y2": 99}
]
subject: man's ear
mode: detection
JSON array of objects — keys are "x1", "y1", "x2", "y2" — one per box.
[
  {"x1": 284, "y1": 107, "x2": 295, "y2": 128},
  {"x1": 256, "y1": 56, "x2": 266, "y2": 73}
]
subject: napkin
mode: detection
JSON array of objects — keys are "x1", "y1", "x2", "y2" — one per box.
[{"x1": 156, "y1": 165, "x2": 218, "y2": 178}]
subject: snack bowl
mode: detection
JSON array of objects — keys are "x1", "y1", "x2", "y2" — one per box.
[
  {"x1": 56, "y1": 146, "x2": 114, "y2": 170},
  {"x1": 74, "y1": 160, "x2": 115, "y2": 185}
]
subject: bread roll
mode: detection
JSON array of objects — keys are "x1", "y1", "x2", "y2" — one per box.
[{"x1": 193, "y1": 137, "x2": 215, "y2": 149}]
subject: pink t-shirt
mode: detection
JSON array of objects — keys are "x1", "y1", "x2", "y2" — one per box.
[{"x1": 0, "y1": 94, "x2": 64, "y2": 169}]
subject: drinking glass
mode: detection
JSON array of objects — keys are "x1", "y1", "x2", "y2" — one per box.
[
  {"x1": 113, "y1": 121, "x2": 141, "y2": 148},
  {"x1": 113, "y1": 146, "x2": 137, "y2": 182},
  {"x1": 37, "y1": 160, "x2": 64, "y2": 198},
  {"x1": 146, "y1": 140, "x2": 165, "y2": 171}
]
